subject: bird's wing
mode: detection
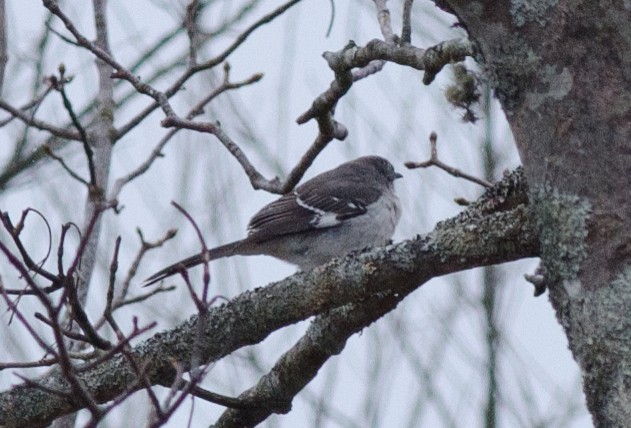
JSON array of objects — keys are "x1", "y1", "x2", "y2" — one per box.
[{"x1": 246, "y1": 179, "x2": 381, "y2": 242}]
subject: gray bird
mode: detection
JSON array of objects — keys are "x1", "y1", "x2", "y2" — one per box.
[{"x1": 144, "y1": 156, "x2": 402, "y2": 286}]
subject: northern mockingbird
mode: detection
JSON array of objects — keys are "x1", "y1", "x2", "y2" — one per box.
[{"x1": 144, "y1": 156, "x2": 402, "y2": 286}]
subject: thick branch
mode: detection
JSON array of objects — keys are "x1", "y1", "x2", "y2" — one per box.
[
  {"x1": 0, "y1": 169, "x2": 536, "y2": 427},
  {"x1": 297, "y1": 38, "x2": 473, "y2": 125}
]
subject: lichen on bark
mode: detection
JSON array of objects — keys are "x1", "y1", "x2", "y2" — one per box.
[{"x1": 530, "y1": 185, "x2": 590, "y2": 284}]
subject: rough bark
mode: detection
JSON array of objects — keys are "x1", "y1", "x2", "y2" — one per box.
[
  {"x1": 0, "y1": 170, "x2": 537, "y2": 427},
  {"x1": 435, "y1": 1, "x2": 631, "y2": 426}
]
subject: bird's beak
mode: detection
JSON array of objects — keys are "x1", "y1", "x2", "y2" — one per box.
[{"x1": 394, "y1": 172, "x2": 403, "y2": 179}]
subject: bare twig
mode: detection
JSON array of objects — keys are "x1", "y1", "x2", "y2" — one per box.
[
  {"x1": 52, "y1": 67, "x2": 96, "y2": 185},
  {"x1": 171, "y1": 202, "x2": 210, "y2": 308},
  {"x1": 0, "y1": 209, "x2": 57, "y2": 285},
  {"x1": 45, "y1": 0, "x2": 303, "y2": 132},
  {"x1": 184, "y1": 0, "x2": 201, "y2": 66},
  {"x1": 90, "y1": 229, "x2": 177, "y2": 332},
  {"x1": 104, "y1": 237, "x2": 124, "y2": 340},
  {"x1": 280, "y1": 115, "x2": 347, "y2": 193},
  {"x1": 401, "y1": 0, "x2": 415, "y2": 44},
  {"x1": 113, "y1": 229, "x2": 177, "y2": 306},
  {"x1": 297, "y1": 38, "x2": 473, "y2": 125},
  {"x1": 109, "y1": 70, "x2": 263, "y2": 201},
  {"x1": 0, "y1": 98, "x2": 81, "y2": 140},
  {"x1": 76, "y1": 320, "x2": 157, "y2": 373},
  {"x1": 0, "y1": 0, "x2": 5, "y2": 95},
  {"x1": 0, "y1": 85, "x2": 54, "y2": 128},
  {"x1": 113, "y1": 285, "x2": 176, "y2": 309},
  {"x1": 405, "y1": 132, "x2": 493, "y2": 188},
  {"x1": 43, "y1": 145, "x2": 89, "y2": 185},
  {"x1": 34, "y1": 312, "x2": 96, "y2": 344},
  {"x1": 0, "y1": 279, "x2": 57, "y2": 355},
  {"x1": 161, "y1": 115, "x2": 280, "y2": 192},
  {"x1": 175, "y1": 382, "x2": 255, "y2": 409},
  {"x1": 373, "y1": 0, "x2": 396, "y2": 43},
  {"x1": 0, "y1": 357, "x2": 60, "y2": 370}
]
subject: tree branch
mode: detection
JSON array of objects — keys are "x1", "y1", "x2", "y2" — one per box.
[{"x1": 0, "y1": 169, "x2": 537, "y2": 427}]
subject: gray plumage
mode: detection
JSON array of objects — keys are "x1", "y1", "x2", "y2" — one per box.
[{"x1": 144, "y1": 156, "x2": 402, "y2": 286}]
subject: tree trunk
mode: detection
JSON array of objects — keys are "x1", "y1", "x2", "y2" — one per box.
[{"x1": 436, "y1": 1, "x2": 631, "y2": 426}]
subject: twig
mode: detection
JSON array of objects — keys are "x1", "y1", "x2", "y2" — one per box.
[
  {"x1": 280, "y1": 115, "x2": 347, "y2": 193},
  {"x1": 405, "y1": 132, "x2": 493, "y2": 188},
  {"x1": 104, "y1": 236, "x2": 124, "y2": 340},
  {"x1": 401, "y1": 0, "x2": 414, "y2": 44},
  {"x1": 90, "y1": 229, "x2": 177, "y2": 332},
  {"x1": 171, "y1": 202, "x2": 210, "y2": 309},
  {"x1": 53, "y1": 67, "x2": 96, "y2": 185},
  {"x1": 176, "y1": 382, "x2": 255, "y2": 409},
  {"x1": 113, "y1": 229, "x2": 177, "y2": 306},
  {"x1": 161, "y1": 116, "x2": 280, "y2": 192},
  {"x1": 0, "y1": 98, "x2": 81, "y2": 140},
  {"x1": 0, "y1": 210, "x2": 57, "y2": 284},
  {"x1": 297, "y1": 38, "x2": 473, "y2": 125},
  {"x1": 372, "y1": 0, "x2": 396, "y2": 43},
  {"x1": 325, "y1": 0, "x2": 335, "y2": 37},
  {"x1": 76, "y1": 320, "x2": 157, "y2": 373},
  {"x1": 34, "y1": 312, "x2": 94, "y2": 343},
  {"x1": 110, "y1": 70, "x2": 263, "y2": 201},
  {"x1": 0, "y1": 279, "x2": 57, "y2": 355},
  {"x1": 0, "y1": 85, "x2": 54, "y2": 128},
  {"x1": 184, "y1": 0, "x2": 201, "y2": 67},
  {"x1": 0, "y1": 357, "x2": 60, "y2": 370},
  {"x1": 0, "y1": 0, "x2": 6, "y2": 95},
  {"x1": 43, "y1": 145, "x2": 89, "y2": 185},
  {"x1": 113, "y1": 285, "x2": 176, "y2": 309}
]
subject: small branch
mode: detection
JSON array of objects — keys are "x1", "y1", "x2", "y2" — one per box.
[
  {"x1": 177, "y1": 382, "x2": 255, "y2": 409},
  {"x1": 103, "y1": 237, "x2": 124, "y2": 340},
  {"x1": 0, "y1": 357, "x2": 60, "y2": 370},
  {"x1": 161, "y1": 116, "x2": 281, "y2": 192},
  {"x1": 0, "y1": 210, "x2": 58, "y2": 284},
  {"x1": 91, "y1": 229, "x2": 177, "y2": 332},
  {"x1": 0, "y1": 98, "x2": 81, "y2": 140},
  {"x1": 43, "y1": 145, "x2": 89, "y2": 185},
  {"x1": 189, "y1": 0, "x2": 304, "y2": 75},
  {"x1": 76, "y1": 320, "x2": 157, "y2": 373},
  {"x1": 0, "y1": 0, "x2": 6, "y2": 95},
  {"x1": 184, "y1": 0, "x2": 201, "y2": 67},
  {"x1": 401, "y1": 0, "x2": 414, "y2": 45},
  {"x1": 114, "y1": 229, "x2": 177, "y2": 306},
  {"x1": 280, "y1": 115, "x2": 347, "y2": 193},
  {"x1": 52, "y1": 67, "x2": 96, "y2": 185},
  {"x1": 0, "y1": 281, "x2": 57, "y2": 356},
  {"x1": 110, "y1": 70, "x2": 263, "y2": 201},
  {"x1": 113, "y1": 285, "x2": 176, "y2": 309},
  {"x1": 372, "y1": 0, "x2": 396, "y2": 43},
  {"x1": 297, "y1": 38, "x2": 473, "y2": 125},
  {"x1": 34, "y1": 312, "x2": 102, "y2": 345},
  {"x1": 171, "y1": 201, "x2": 210, "y2": 308},
  {"x1": 0, "y1": 85, "x2": 54, "y2": 128},
  {"x1": 405, "y1": 132, "x2": 493, "y2": 188}
]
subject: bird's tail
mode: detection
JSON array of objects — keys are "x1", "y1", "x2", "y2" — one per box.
[{"x1": 142, "y1": 240, "x2": 246, "y2": 287}]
